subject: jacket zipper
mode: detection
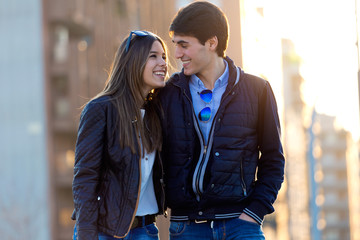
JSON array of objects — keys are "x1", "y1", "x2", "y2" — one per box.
[
  {"x1": 182, "y1": 83, "x2": 234, "y2": 201},
  {"x1": 199, "y1": 79, "x2": 240, "y2": 199},
  {"x1": 157, "y1": 152, "x2": 167, "y2": 217},
  {"x1": 194, "y1": 145, "x2": 207, "y2": 200},
  {"x1": 182, "y1": 90, "x2": 205, "y2": 201},
  {"x1": 240, "y1": 158, "x2": 247, "y2": 196}
]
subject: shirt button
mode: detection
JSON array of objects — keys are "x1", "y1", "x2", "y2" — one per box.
[
  {"x1": 215, "y1": 152, "x2": 220, "y2": 157},
  {"x1": 97, "y1": 196, "x2": 101, "y2": 201},
  {"x1": 198, "y1": 211, "x2": 203, "y2": 216}
]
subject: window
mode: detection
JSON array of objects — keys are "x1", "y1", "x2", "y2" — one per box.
[{"x1": 53, "y1": 25, "x2": 69, "y2": 63}]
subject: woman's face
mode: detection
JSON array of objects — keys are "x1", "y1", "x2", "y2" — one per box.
[{"x1": 142, "y1": 40, "x2": 167, "y2": 95}]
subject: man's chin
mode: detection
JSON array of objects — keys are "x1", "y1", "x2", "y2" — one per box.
[{"x1": 183, "y1": 68, "x2": 193, "y2": 76}]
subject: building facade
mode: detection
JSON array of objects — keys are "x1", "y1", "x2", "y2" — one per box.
[
  {"x1": 313, "y1": 114, "x2": 354, "y2": 240},
  {"x1": 281, "y1": 39, "x2": 311, "y2": 240},
  {"x1": 0, "y1": 0, "x2": 50, "y2": 239}
]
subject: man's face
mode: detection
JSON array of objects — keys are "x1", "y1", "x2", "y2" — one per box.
[{"x1": 172, "y1": 35, "x2": 212, "y2": 76}]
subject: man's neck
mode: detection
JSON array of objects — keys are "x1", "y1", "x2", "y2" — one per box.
[{"x1": 195, "y1": 57, "x2": 226, "y2": 90}]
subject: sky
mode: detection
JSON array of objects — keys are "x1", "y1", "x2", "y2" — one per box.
[{"x1": 243, "y1": 0, "x2": 360, "y2": 140}]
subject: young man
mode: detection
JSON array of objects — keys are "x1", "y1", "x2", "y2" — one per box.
[{"x1": 158, "y1": 1, "x2": 285, "y2": 239}]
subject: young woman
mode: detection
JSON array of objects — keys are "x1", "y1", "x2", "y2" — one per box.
[{"x1": 72, "y1": 30, "x2": 168, "y2": 240}]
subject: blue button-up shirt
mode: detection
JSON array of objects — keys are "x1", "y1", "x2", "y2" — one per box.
[{"x1": 189, "y1": 60, "x2": 229, "y2": 143}]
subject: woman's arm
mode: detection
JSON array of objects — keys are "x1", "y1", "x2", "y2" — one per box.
[{"x1": 72, "y1": 101, "x2": 106, "y2": 240}]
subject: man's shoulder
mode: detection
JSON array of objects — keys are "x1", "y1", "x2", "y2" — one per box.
[
  {"x1": 167, "y1": 72, "x2": 182, "y2": 84},
  {"x1": 240, "y1": 71, "x2": 268, "y2": 89},
  {"x1": 158, "y1": 72, "x2": 185, "y2": 101},
  {"x1": 162, "y1": 72, "x2": 182, "y2": 90},
  {"x1": 225, "y1": 56, "x2": 267, "y2": 88}
]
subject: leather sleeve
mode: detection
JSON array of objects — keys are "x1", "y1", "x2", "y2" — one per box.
[{"x1": 72, "y1": 100, "x2": 106, "y2": 240}]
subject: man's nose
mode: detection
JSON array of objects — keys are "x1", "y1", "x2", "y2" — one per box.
[{"x1": 174, "y1": 46, "x2": 182, "y2": 59}]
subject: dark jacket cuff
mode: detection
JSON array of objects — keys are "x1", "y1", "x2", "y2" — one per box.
[
  {"x1": 243, "y1": 200, "x2": 274, "y2": 225},
  {"x1": 243, "y1": 208, "x2": 263, "y2": 225}
]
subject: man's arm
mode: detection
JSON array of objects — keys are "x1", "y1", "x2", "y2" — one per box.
[{"x1": 243, "y1": 80, "x2": 285, "y2": 225}]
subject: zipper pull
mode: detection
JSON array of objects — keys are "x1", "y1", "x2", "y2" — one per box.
[{"x1": 203, "y1": 145, "x2": 207, "y2": 154}]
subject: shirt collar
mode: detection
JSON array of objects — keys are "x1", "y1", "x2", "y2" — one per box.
[{"x1": 190, "y1": 60, "x2": 229, "y2": 90}]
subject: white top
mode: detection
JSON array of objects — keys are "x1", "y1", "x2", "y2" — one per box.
[{"x1": 135, "y1": 109, "x2": 159, "y2": 216}]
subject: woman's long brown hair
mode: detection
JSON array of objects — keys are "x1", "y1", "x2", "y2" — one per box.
[{"x1": 94, "y1": 32, "x2": 167, "y2": 156}]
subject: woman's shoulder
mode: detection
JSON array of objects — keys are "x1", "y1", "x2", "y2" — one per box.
[
  {"x1": 88, "y1": 95, "x2": 114, "y2": 107},
  {"x1": 82, "y1": 95, "x2": 113, "y2": 116}
]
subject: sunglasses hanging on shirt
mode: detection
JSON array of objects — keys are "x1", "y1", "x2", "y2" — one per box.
[{"x1": 198, "y1": 89, "x2": 213, "y2": 122}]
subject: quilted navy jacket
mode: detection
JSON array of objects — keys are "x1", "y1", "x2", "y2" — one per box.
[
  {"x1": 158, "y1": 57, "x2": 285, "y2": 224},
  {"x1": 71, "y1": 96, "x2": 165, "y2": 240}
]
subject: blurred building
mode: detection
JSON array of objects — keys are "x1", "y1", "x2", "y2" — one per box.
[
  {"x1": 281, "y1": 39, "x2": 310, "y2": 240},
  {"x1": 0, "y1": 0, "x2": 50, "y2": 239},
  {"x1": 347, "y1": 140, "x2": 360, "y2": 240},
  {"x1": 43, "y1": 1, "x2": 129, "y2": 239},
  {"x1": 312, "y1": 114, "x2": 359, "y2": 240},
  {"x1": 281, "y1": 39, "x2": 359, "y2": 240}
]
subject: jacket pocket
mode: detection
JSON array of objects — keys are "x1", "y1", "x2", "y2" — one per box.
[
  {"x1": 240, "y1": 157, "x2": 247, "y2": 197},
  {"x1": 204, "y1": 156, "x2": 247, "y2": 200},
  {"x1": 97, "y1": 178, "x2": 108, "y2": 219}
]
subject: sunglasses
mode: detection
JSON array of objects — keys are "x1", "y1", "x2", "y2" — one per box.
[
  {"x1": 125, "y1": 30, "x2": 151, "y2": 53},
  {"x1": 198, "y1": 89, "x2": 213, "y2": 122}
]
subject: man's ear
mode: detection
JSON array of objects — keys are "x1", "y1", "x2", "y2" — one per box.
[{"x1": 207, "y1": 36, "x2": 218, "y2": 52}]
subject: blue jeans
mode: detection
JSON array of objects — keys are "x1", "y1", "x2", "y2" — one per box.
[
  {"x1": 169, "y1": 218, "x2": 265, "y2": 240},
  {"x1": 73, "y1": 224, "x2": 159, "y2": 240}
]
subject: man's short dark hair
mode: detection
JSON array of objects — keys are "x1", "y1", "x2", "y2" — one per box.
[{"x1": 169, "y1": 1, "x2": 229, "y2": 58}]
